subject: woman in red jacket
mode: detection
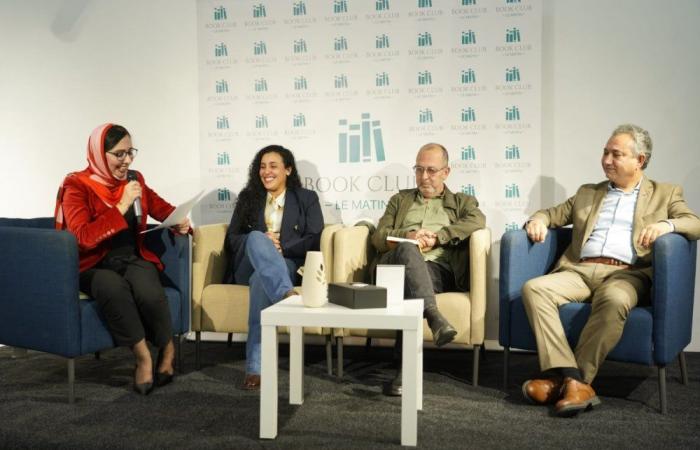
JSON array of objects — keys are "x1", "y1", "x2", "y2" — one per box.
[{"x1": 55, "y1": 123, "x2": 190, "y2": 395}]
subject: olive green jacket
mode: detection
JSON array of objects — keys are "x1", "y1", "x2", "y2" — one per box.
[{"x1": 372, "y1": 186, "x2": 486, "y2": 290}]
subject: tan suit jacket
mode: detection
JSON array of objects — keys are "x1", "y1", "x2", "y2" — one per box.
[{"x1": 530, "y1": 177, "x2": 700, "y2": 272}]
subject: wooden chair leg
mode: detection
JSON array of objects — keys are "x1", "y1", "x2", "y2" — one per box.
[
  {"x1": 67, "y1": 358, "x2": 75, "y2": 404},
  {"x1": 195, "y1": 331, "x2": 201, "y2": 370},
  {"x1": 503, "y1": 347, "x2": 510, "y2": 391},
  {"x1": 336, "y1": 336, "x2": 344, "y2": 379},
  {"x1": 679, "y1": 352, "x2": 688, "y2": 385},
  {"x1": 472, "y1": 344, "x2": 481, "y2": 387},
  {"x1": 658, "y1": 365, "x2": 667, "y2": 414}
]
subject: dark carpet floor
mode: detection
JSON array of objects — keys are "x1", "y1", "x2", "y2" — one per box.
[{"x1": 1, "y1": 341, "x2": 698, "y2": 449}]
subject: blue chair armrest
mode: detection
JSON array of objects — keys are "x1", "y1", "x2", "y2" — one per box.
[
  {"x1": 499, "y1": 228, "x2": 572, "y2": 346},
  {"x1": 0, "y1": 226, "x2": 82, "y2": 357},
  {"x1": 651, "y1": 233, "x2": 697, "y2": 365},
  {"x1": 144, "y1": 228, "x2": 191, "y2": 334}
]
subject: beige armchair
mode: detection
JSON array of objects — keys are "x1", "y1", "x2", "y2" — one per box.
[
  {"x1": 192, "y1": 223, "x2": 343, "y2": 372},
  {"x1": 332, "y1": 226, "x2": 491, "y2": 385}
]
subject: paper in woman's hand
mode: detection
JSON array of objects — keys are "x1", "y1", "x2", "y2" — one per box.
[{"x1": 140, "y1": 190, "x2": 205, "y2": 234}]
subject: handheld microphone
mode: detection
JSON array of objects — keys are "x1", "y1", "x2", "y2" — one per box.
[{"x1": 126, "y1": 170, "x2": 142, "y2": 221}]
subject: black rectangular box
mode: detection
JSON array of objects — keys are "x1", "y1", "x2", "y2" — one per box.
[{"x1": 328, "y1": 282, "x2": 387, "y2": 309}]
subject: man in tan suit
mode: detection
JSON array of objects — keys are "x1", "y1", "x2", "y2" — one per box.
[{"x1": 521, "y1": 124, "x2": 700, "y2": 417}]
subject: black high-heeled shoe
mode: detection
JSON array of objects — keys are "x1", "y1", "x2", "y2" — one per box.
[
  {"x1": 155, "y1": 349, "x2": 175, "y2": 387},
  {"x1": 133, "y1": 368, "x2": 154, "y2": 395},
  {"x1": 154, "y1": 371, "x2": 173, "y2": 387}
]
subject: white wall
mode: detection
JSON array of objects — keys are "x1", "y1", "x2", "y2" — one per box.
[
  {"x1": 2, "y1": 0, "x2": 699, "y2": 350},
  {"x1": 538, "y1": 0, "x2": 700, "y2": 351},
  {"x1": 0, "y1": 0, "x2": 199, "y2": 216}
]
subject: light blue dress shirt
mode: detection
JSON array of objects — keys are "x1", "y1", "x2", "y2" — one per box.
[{"x1": 580, "y1": 181, "x2": 641, "y2": 264}]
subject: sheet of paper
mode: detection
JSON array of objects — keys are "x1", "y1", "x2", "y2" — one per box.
[
  {"x1": 386, "y1": 236, "x2": 420, "y2": 245},
  {"x1": 140, "y1": 190, "x2": 205, "y2": 234}
]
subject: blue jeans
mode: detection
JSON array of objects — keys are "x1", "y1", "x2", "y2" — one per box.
[{"x1": 234, "y1": 231, "x2": 296, "y2": 374}]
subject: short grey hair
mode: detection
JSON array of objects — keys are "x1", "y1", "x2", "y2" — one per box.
[
  {"x1": 611, "y1": 124, "x2": 653, "y2": 169},
  {"x1": 418, "y1": 143, "x2": 449, "y2": 166}
]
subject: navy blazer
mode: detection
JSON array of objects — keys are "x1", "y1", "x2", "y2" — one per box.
[{"x1": 224, "y1": 187, "x2": 324, "y2": 284}]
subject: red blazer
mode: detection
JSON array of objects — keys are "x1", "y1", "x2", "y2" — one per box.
[{"x1": 61, "y1": 171, "x2": 175, "y2": 273}]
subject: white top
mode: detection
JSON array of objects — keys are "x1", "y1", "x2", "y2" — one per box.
[{"x1": 264, "y1": 190, "x2": 286, "y2": 233}]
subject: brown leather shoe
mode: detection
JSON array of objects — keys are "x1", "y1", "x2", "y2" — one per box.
[
  {"x1": 522, "y1": 378, "x2": 563, "y2": 405},
  {"x1": 242, "y1": 373, "x2": 261, "y2": 391},
  {"x1": 555, "y1": 377, "x2": 601, "y2": 417}
]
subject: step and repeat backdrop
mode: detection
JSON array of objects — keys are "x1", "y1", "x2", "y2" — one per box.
[{"x1": 197, "y1": 0, "x2": 541, "y2": 236}]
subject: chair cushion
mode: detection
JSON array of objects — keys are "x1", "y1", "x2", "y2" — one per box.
[
  {"x1": 508, "y1": 300, "x2": 654, "y2": 365},
  {"x1": 201, "y1": 284, "x2": 251, "y2": 332},
  {"x1": 560, "y1": 303, "x2": 653, "y2": 365},
  {"x1": 79, "y1": 286, "x2": 184, "y2": 354}
]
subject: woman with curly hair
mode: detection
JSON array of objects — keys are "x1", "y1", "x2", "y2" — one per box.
[{"x1": 224, "y1": 145, "x2": 323, "y2": 390}]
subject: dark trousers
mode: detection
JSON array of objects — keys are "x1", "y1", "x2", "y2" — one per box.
[
  {"x1": 80, "y1": 257, "x2": 173, "y2": 348},
  {"x1": 374, "y1": 242, "x2": 456, "y2": 361},
  {"x1": 374, "y1": 241, "x2": 455, "y2": 312}
]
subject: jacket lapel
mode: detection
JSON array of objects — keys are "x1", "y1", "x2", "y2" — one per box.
[
  {"x1": 632, "y1": 177, "x2": 653, "y2": 243},
  {"x1": 280, "y1": 189, "x2": 298, "y2": 238},
  {"x1": 395, "y1": 189, "x2": 418, "y2": 226},
  {"x1": 581, "y1": 182, "x2": 608, "y2": 246}
]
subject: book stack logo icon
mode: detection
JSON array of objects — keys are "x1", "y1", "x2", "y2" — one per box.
[
  {"x1": 505, "y1": 106, "x2": 520, "y2": 121},
  {"x1": 215, "y1": 43, "x2": 228, "y2": 57},
  {"x1": 462, "y1": 30, "x2": 476, "y2": 45},
  {"x1": 217, "y1": 152, "x2": 230, "y2": 165},
  {"x1": 215, "y1": 80, "x2": 229, "y2": 93},
  {"x1": 216, "y1": 116, "x2": 230, "y2": 129},
  {"x1": 338, "y1": 113, "x2": 386, "y2": 163},
  {"x1": 461, "y1": 146, "x2": 476, "y2": 161},
  {"x1": 214, "y1": 6, "x2": 227, "y2": 20},
  {"x1": 293, "y1": 1, "x2": 307, "y2": 16},
  {"x1": 461, "y1": 107, "x2": 476, "y2": 122},
  {"x1": 506, "y1": 27, "x2": 521, "y2": 43},
  {"x1": 505, "y1": 145, "x2": 520, "y2": 160},
  {"x1": 253, "y1": 3, "x2": 267, "y2": 18},
  {"x1": 376, "y1": 72, "x2": 390, "y2": 87},
  {"x1": 218, "y1": 188, "x2": 231, "y2": 202}
]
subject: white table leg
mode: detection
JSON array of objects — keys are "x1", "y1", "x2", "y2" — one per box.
[
  {"x1": 417, "y1": 317, "x2": 423, "y2": 411},
  {"x1": 401, "y1": 327, "x2": 419, "y2": 446},
  {"x1": 260, "y1": 324, "x2": 278, "y2": 439},
  {"x1": 289, "y1": 326, "x2": 304, "y2": 405}
]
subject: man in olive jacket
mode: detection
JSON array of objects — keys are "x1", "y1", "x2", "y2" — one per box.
[
  {"x1": 372, "y1": 143, "x2": 486, "y2": 395},
  {"x1": 521, "y1": 124, "x2": 700, "y2": 417}
]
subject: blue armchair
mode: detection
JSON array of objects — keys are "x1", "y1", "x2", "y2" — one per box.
[
  {"x1": 499, "y1": 228, "x2": 697, "y2": 413},
  {"x1": 0, "y1": 217, "x2": 191, "y2": 403}
]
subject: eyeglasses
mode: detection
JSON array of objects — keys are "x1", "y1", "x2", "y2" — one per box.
[
  {"x1": 106, "y1": 148, "x2": 139, "y2": 161},
  {"x1": 413, "y1": 165, "x2": 446, "y2": 177}
]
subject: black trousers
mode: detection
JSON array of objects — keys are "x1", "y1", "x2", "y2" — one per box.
[
  {"x1": 80, "y1": 257, "x2": 173, "y2": 348},
  {"x1": 374, "y1": 241, "x2": 456, "y2": 312}
]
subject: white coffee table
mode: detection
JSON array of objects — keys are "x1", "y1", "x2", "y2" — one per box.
[{"x1": 259, "y1": 295, "x2": 424, "y2": 446}]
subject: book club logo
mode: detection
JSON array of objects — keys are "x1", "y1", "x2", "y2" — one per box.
[
  {"x1": 462, "y1": 184, "x2": 476, "y2": 196},
  {"x1": 461, "y1": 145, "x2": 476, "y2": 160},
  {"x1": 376, "y1": 72, "x2": 390, "y2": 87},
  {"x1": 338, "y1": 113, "x2": 386, "y2": 163},
  {"x1": 293, "y1": 1, "x2": 307, "y2": 16},
  {"x1": 214, "y1": 6, "x2": 227, "y2": 20},
  {"x1": 217, "y1": 151, "x2": 230, "y2": 165},
  {"x1": 253, "y1": 3, "x2": 266, "y2": 18},
  {"x1": 293, "y1": 113, "x2": 306, "y2": 127}
]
